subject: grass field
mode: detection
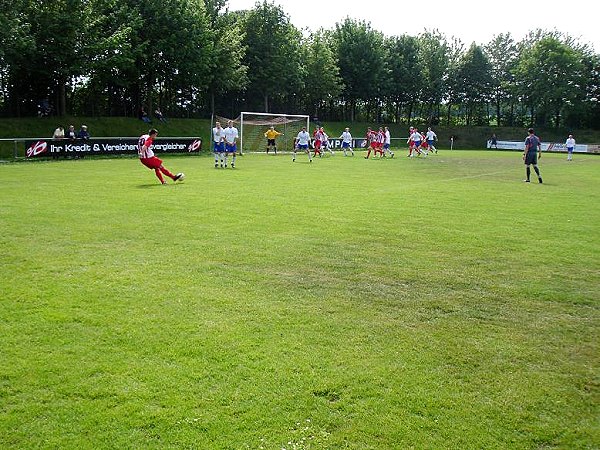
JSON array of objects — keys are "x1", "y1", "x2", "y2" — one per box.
[{"x1": 0, "y1": 150, "x2": 598, "y2": 449}]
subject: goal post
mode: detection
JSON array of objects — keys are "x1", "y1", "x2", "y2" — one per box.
[{"x1": 239, "y1": 112, "x2": 310, "y2": 154}]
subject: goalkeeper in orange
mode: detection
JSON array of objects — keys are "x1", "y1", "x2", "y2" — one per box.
[{"x1": 264, "y1": 126, "x2": 283, "y2": 154}]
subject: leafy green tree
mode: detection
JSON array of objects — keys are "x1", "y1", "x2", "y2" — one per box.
[
  {"x1": 241, "y1": 1, "x2": 302, "y2": 112},
  {"x1": 417, "y1": 31, "x2": 449, "y2": 123},
  {"x1": 454, "y1": 43, "x2": 493, "y2": 125},
  {"x1": 330, "y1": 18, "x2": 386, "y2": 121},
  {"x1": 485, "y1": 33, "x2": 519, "y2": 126},
  {"x1": 382, "y1": 34, "x2": 422, "y2": 124},
  {"x1": 6, "y1": 0, "x2": 87, "y2": 116},
  {"x1": 134, "y1": 0, "x2": 213, "y2": 115},
  {"x1": 203, "y1": 0, "x2": 248, "y2": 116},
  {"x1": 81, "y1": 0, "x2": 144, "y2": 116},
  {"x1": 514, "y1": 36, "x2": 586, "y2": 127},
  {"x1": 444, "y1": 37, "x2": 466, "y2": 125},
  {"x1": 301, "y1": 31, "x2": 343, "y2": 118},
  {"x1": 0, "y1": 0, "x2": 35, "y2": 115}
]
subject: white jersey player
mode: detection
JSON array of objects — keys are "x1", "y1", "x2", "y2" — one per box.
[
  {"x1": 293, "y1": 127, "x2": 313, "y2": 163},
  {"x1": 339, "y1": 128, "x2": 354, "y2": 156}
]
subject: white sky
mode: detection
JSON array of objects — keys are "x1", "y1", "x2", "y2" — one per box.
[{"x1": 226, "y1": 0, "x2": 599, "y2": 51}]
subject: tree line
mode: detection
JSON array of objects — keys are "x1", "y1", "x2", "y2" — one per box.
[{"x1": 1, "y1": 0, "x2": 598, "y2": 129}]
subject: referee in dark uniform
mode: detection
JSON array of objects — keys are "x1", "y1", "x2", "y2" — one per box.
[{"x1": 523, "y1": 128, "x2": 543, "y2": 183}]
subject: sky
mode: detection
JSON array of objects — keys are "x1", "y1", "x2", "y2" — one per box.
[{"x1": 226, "y1": 0, "x2": 599, "y2": 51}]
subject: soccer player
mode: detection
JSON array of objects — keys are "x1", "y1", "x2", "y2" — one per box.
[
  {"x1": 407, "y1": 128, "x2": 423, "y2": 157},
  {"x1": 264, "y1": 126, "x2": 282, "y2": 154},
  {"x1": 407, "y1": 126, "x2": 415, "y2": 156},
  {"x1": 425, "y1": 127, "x2": 438, "y2": 153},
  {"x1": 138, "y1": 129, "x2": 184, "y2": 184},
  {"x1": 320, "y1": 127, "x2": 334, "y2": 156},
  {"x1": 212, "y1": 121, "x2": 225, "y2": 168},
  {"x1": 565, "y1": 134, "x2": 575, "y2": 161},
  {"x1": 312, "y1": 126, "x2": 323, "y2": 157},
  {"x1": 223, "y1": 120, "x2": 239, "y2": 168},
  {"x1": 364, "y1": 127, "x2": 378, "y2": 159},
  {"x1": 383, "y1": 126, "x2": 394, "y2": 158},
  {"x1": 523, "y1": 128, "x2": 543, "y2": 183},
  {"x1": 374, "y1": 127, "x2": 385, "y2": 157},
  {"x1": 293, "y1": 126, "x2": 313, "y2": 163},
  {"x1": 339, "y1": 127, "x2": 354, "y2": 156}
]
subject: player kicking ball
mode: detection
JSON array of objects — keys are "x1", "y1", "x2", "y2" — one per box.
[{"x1": 138, "y1": 128, "x2": 184, "y2": 184}]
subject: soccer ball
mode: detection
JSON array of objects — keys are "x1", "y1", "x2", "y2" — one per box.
[{"x1": 176, "y1": 172, "x2": 185, "y2": 182}]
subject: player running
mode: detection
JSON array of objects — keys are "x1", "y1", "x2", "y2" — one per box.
[
  {"x1": 408, "y1": 127, "x2": 424, "y2": 157},
  {"x1": 137, "y1": 128, "x2": 184, "y2": 184},
  {"x1": 425, "y1": 127, "x2": 438, "y2": 154}
]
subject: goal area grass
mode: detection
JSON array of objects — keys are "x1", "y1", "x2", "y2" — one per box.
[{"x1": 0, "y1": 150, "x2": 598, "y2": 448}]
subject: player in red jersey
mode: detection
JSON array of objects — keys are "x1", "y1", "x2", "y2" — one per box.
[
  {"x1": 312, "y1": 126, "x2": 323, "y2": 157},
  {"x1": 138, "y1": 129, "x2": 184, "y2": 184},
  {"x1": 407, "y1": 126, "x2": 415, "y2": 156},
  {"x1": 374, "y1": 127, "x2": 385, "y2": 157},
  {"x1": 364, "y1": 127, "x2": 378, "y2": 159}
]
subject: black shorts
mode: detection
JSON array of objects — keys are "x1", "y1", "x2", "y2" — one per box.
[
  {"x1": 524, "y1": 151, "x2": 538, "y2": 165},
  {"x1": 267, "y1": 139, "x2": 276, "y2": 146}
]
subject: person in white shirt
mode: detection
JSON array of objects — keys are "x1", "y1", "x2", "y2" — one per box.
[
  {"x1": 293, "y1": 127, "x2": 313, "y2": 163},
  {"x1": 223, "y1": 120, "x2": 239, "y2": 168},
  {"x1": 320, "y1": 127, "x2": 334, "y2": 156},
  {"x1": 408, "y1": 128, "x2": 423, "y2": 157},
  {"x1": 212, "y1": 121, "x2": 225, "y2": 168},
  {"x1": 339, "y1": 127, "x2": 354, "y2": 156},
  {"x1": 425, "y1": 127, "x2": 438, "y2": 154},
  {"x1": 383, "y1": 126, "x2": 394, "y2": 158},
  {"x1": 565, "y1": 134, "x2": 575, "y2": 161}
]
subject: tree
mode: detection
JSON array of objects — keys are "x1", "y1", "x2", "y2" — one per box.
[
  {"x1": 203, "y1": 1, "x2": 248, "y2": 117},
  {"x1": 300, "y1": 31, "x2": 343, "y2": 118},
  {"x1": 331, "y1": 18, "x2": 386, "y2": 122},
  {"x1": 242, "y1": 1, "x2": 302, "y2": 112},
  {"x1": 4, "y1": 0, "x2": 87, "y2": 116},
  {"x1": 134, "y1": 0, "x2": 213, "y2": 115},
  {"x1": 0, "y1": 0, "x2": 35, "y2": 115},
  {"x1": 454, "y1": 43, "x2": 493, "y2": 125},
  {"x1": 417, "y1": 31, "x2": 450, "y2": 125},
  {"x1": 382, "y1": 34, "x2": 422, "y2": 124},
  {"x1": 485, "y1": 33, "x2": 519, "y2": 126},
  {"x1": 514, "y1": 35, "x2": 586, "y2": 127}
]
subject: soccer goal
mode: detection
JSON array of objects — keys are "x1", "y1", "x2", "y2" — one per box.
[{"x1": 237, "y1": 112, "x2": 310, "y2": 154}]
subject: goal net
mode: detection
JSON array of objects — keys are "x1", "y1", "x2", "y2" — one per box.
[{"x1": 215, "y1": 112, "x2": 310, "y2": 154}]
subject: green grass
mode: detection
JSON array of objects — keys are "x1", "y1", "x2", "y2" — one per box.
[{"x1": 0, "y1": 150, "x2": 598, "y2": 449}]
